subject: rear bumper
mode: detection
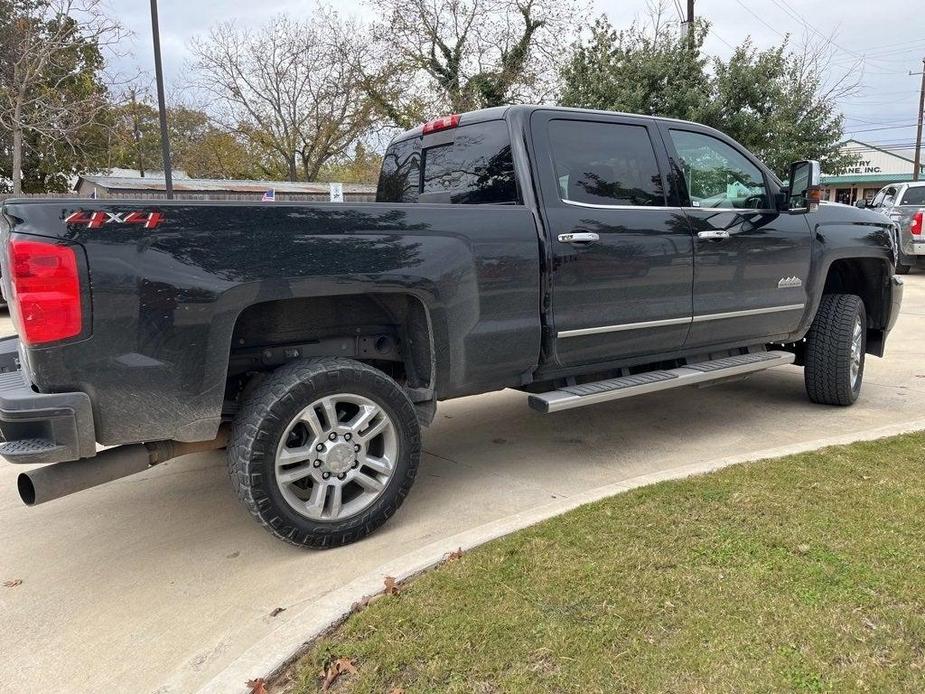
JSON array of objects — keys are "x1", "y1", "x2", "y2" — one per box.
[{"x1": 0, "y1": 337, "x2": 95, "y2": 464}]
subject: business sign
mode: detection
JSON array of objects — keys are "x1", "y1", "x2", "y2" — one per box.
[{"x1": 840, "y1": 159, "x2": 882, "y2": 175}]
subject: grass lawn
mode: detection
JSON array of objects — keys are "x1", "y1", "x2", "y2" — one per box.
[{"x1": 282, "y1": 433, "x2": 925, "y2": 693}]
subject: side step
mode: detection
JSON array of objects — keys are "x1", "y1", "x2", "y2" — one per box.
[{"x1": 528, "y1": 350, "x2": 795, "y2": 413}]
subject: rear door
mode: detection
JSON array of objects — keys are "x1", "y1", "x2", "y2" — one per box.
[
  {"x1": 531, "y1": 111, "x2": 694, "y2": 368},
  {"x1": 659, "y1": 125, "x2": 812, "y2": 349}
]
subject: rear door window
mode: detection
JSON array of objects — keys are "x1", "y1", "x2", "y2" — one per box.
[
  {"x1": 547, "y1": 120, "x2": 665, "y2": 207},
  {"x1": 376, "y1": 121, "x2": 518, "y2": 204},
  {"x1": 900, "y1": 186, "x2": 925, "y2": 206}
]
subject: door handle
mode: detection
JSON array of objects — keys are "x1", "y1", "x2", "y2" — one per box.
[
  {"x1": 697, "y1": 230, "x2": 730, "y2": 241},
  {"x1": 558, "y1": 232, "x2": 600, "y2": 244}
]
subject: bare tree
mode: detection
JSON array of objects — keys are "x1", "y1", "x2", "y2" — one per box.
[
  {"x1": 0, "y1": 0, "x2": 123, "y2": 195},
  {"x1": 361, "y1": 0, "x2": 585, "y2": 126},
  {"x1": 188, "y1": 13, "x2": 379, "y2": 182}
]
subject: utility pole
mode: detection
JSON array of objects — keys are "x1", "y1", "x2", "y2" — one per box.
[
  {"x1": 913, "y1": 57, "x2": 925, "y2": 183},
  {"x1": 149, "y1": 0, "x2": 173, "y2": 198},
  {"x1": 686, "y1": 0, "x2": 695, "y2": 46}
]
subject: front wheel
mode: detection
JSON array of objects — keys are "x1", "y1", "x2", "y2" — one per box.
[
  {"x1": 804, "y1": 294, "x2": 866, "y2": 406},
  {"x1": 228, "y1": 358, "x2": 421, "y2": 548}
]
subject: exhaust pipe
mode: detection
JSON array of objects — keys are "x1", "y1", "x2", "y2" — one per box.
[{"x1": 17, "y1": 429, "x2": 229, "y2": 507}]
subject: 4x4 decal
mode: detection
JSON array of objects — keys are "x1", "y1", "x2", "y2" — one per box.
[{"x1": 64, "y1": 210, "x2": 165, "y2": 229}]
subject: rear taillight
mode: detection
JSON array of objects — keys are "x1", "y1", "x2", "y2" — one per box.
[
  {"x1": 911, "y1": 209, "x2": 924, "y2": 236},
  {"x1": 8, "y1": 239, "x2": 82, "y2": 346}
]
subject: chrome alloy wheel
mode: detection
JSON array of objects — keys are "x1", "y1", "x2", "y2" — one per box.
[
  {"x1": 850, "y1": 315, "x2": 864, "y2": 389},
  {"x1": 274, "y1": 393, "x2": 397, "y2": 521}
]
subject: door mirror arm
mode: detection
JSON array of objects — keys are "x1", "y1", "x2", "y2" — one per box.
[{"x1": 775, "y1": 188, "x2": 790, "y2": 211}]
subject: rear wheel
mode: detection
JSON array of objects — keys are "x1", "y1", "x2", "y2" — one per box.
[
  {"x1": 228, "y1": 358, "x2": 421, "y2": 548},
  {"x1": 804, "y1": 294, "x2": 866, "y2": 406}
]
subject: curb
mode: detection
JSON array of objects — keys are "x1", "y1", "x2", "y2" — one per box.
[{"x1": 194, "y1": 417, "x2": 925, "y2": 693}]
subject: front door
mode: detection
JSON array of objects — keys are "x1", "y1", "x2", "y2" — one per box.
[
  {"x1": 659, "y1": 126, "x2": 812, "y2": 349},
  {"x1": 531, "y1": 112, "x2": 694, "y2": 368}
]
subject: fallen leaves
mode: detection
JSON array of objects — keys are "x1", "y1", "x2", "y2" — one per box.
[
  {"x1": 245, "y1": 677, "x2": 268, "y2": 694},
  {"x1": 446, "y1": 547, "x2": 464, "y2": 562},
  {"x1": 384, "y1": 576, "x2": 399, "y2": 595},
  {"x1": 321, "y1": 657, "x2": 356, "y2": 691},
  {"x1": 3, "y1": 579, "x2": 22, "y2": 588}
]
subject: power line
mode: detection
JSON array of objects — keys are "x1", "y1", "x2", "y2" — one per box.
[
  {"x1": 734, "y1": 0, "x2": 786, "y2": 39},
  {"x1": 708, "y1": 28, "x2": 735, "y2": 50},
  {"x1": 844, "y1": 123, "x2": 922, "y2": 133}
]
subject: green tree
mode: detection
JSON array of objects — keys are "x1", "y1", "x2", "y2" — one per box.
[
  {"x1": 106, "y1": 95, "x2": 262, "y2": 180},
  {"x1": 703, "y1": 40, "x2": 856, "y2": 176},
  {"x1": 318, "y1": 143, "x2": 383, "y2": 185},
  {"x1": 0, "y1": 0, "x2": 121, "y2": 194},
  {"x1": 559, "y1": 12, "x2": 855, "y2": 178},
  {"x1": 560, "y1": 15, "x2": 710, "y2": 123}
]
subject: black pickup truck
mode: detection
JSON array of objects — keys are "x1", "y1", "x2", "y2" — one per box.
[{"x1": 0, "y1": 106, "x2": 904, "y2": 547}]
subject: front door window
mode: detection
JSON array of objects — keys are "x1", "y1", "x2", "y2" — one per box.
[{"x1": 668, "y1": 130, "x2": 769, "y2": 209}]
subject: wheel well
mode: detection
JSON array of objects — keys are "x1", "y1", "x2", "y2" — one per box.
[
  {"x1": 225, "y1": 293, "x2": 434, "y2": 405},
  {"x1": 822, "y1": 258, "x2": 891, "y2": 355}
]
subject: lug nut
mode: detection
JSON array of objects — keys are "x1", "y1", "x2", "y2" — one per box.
[
  {"x1": 344, "y1": 433, "x2": 352, "y2": 441},
  {"x1": 316, "y1": 443, "x2": 324, "y2": 452},
  {"x1": 313, "y1": 459, "x2": 322, "y2": 467},
  {"x1": 322, "y1": 471, "x2": 331, "y2": 480},
  {"x1": 353, "y1": 444, "x2": 361, "y2": 452},
  {"x1": 338, "y1": 472, "x2": 347, "y2": 480},
  {"x1": 328, "y1": 432, "x2": 337, "y2": 441},
  {"x1": 352, "y1": 460, "x2": 359, "y2": 469}
]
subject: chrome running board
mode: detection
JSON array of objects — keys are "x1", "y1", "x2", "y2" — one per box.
[{"x1": 528, "y1": 350, "x2": 795, "y2": 414}]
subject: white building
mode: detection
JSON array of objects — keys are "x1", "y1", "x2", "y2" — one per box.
[{"x1": 821, "y1": 139, "x2": 924, "y2": 205}]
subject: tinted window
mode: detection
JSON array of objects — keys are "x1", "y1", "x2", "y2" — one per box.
[
  {"x1": 548, "y1": 120, "x2": 665, "y2": 206},
  {"x1": 669, "y1": 130, "x2": 768, "y2": 209},
  {"x1": 900, "y1": 186, "x2": 925, "y2": 206},
  {"x1": 420, "y1": 122, "x2": 517, "y2": 204},
  {"x1": 377, "y1": 122, "x2": 517, "y2": 204},
  {"x1": 376, "y1": 138, "x2": 421, "y2": 203}
]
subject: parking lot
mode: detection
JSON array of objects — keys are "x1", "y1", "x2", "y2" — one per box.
[{"x1": 2, "y1": 276, "x2": 924, "y2": 692}]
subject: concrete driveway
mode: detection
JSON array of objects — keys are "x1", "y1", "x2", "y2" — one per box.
[{"x1": 2, "y1": 276, "x2": 925, "y2": 692}]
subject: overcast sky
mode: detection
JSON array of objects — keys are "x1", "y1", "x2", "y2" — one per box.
[{"x1": 106, "y1": 0, "x2": 925, "y2": 150}]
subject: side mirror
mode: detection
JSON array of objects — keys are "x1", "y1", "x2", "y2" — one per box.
[
  {"x1": 787, "y1": 160, "x2": 822, "y2": 210},
  {"x1": 855, "y1": 199, "x2": 867, "y2": 209}
]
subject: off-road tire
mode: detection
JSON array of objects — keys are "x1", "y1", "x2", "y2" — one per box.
[
  {"x1": 804, "y1": 294, "x2": 866, "y2": 406},
  {"x1": 228, "y1": 358, "x2": 421, "y2": 548}
]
